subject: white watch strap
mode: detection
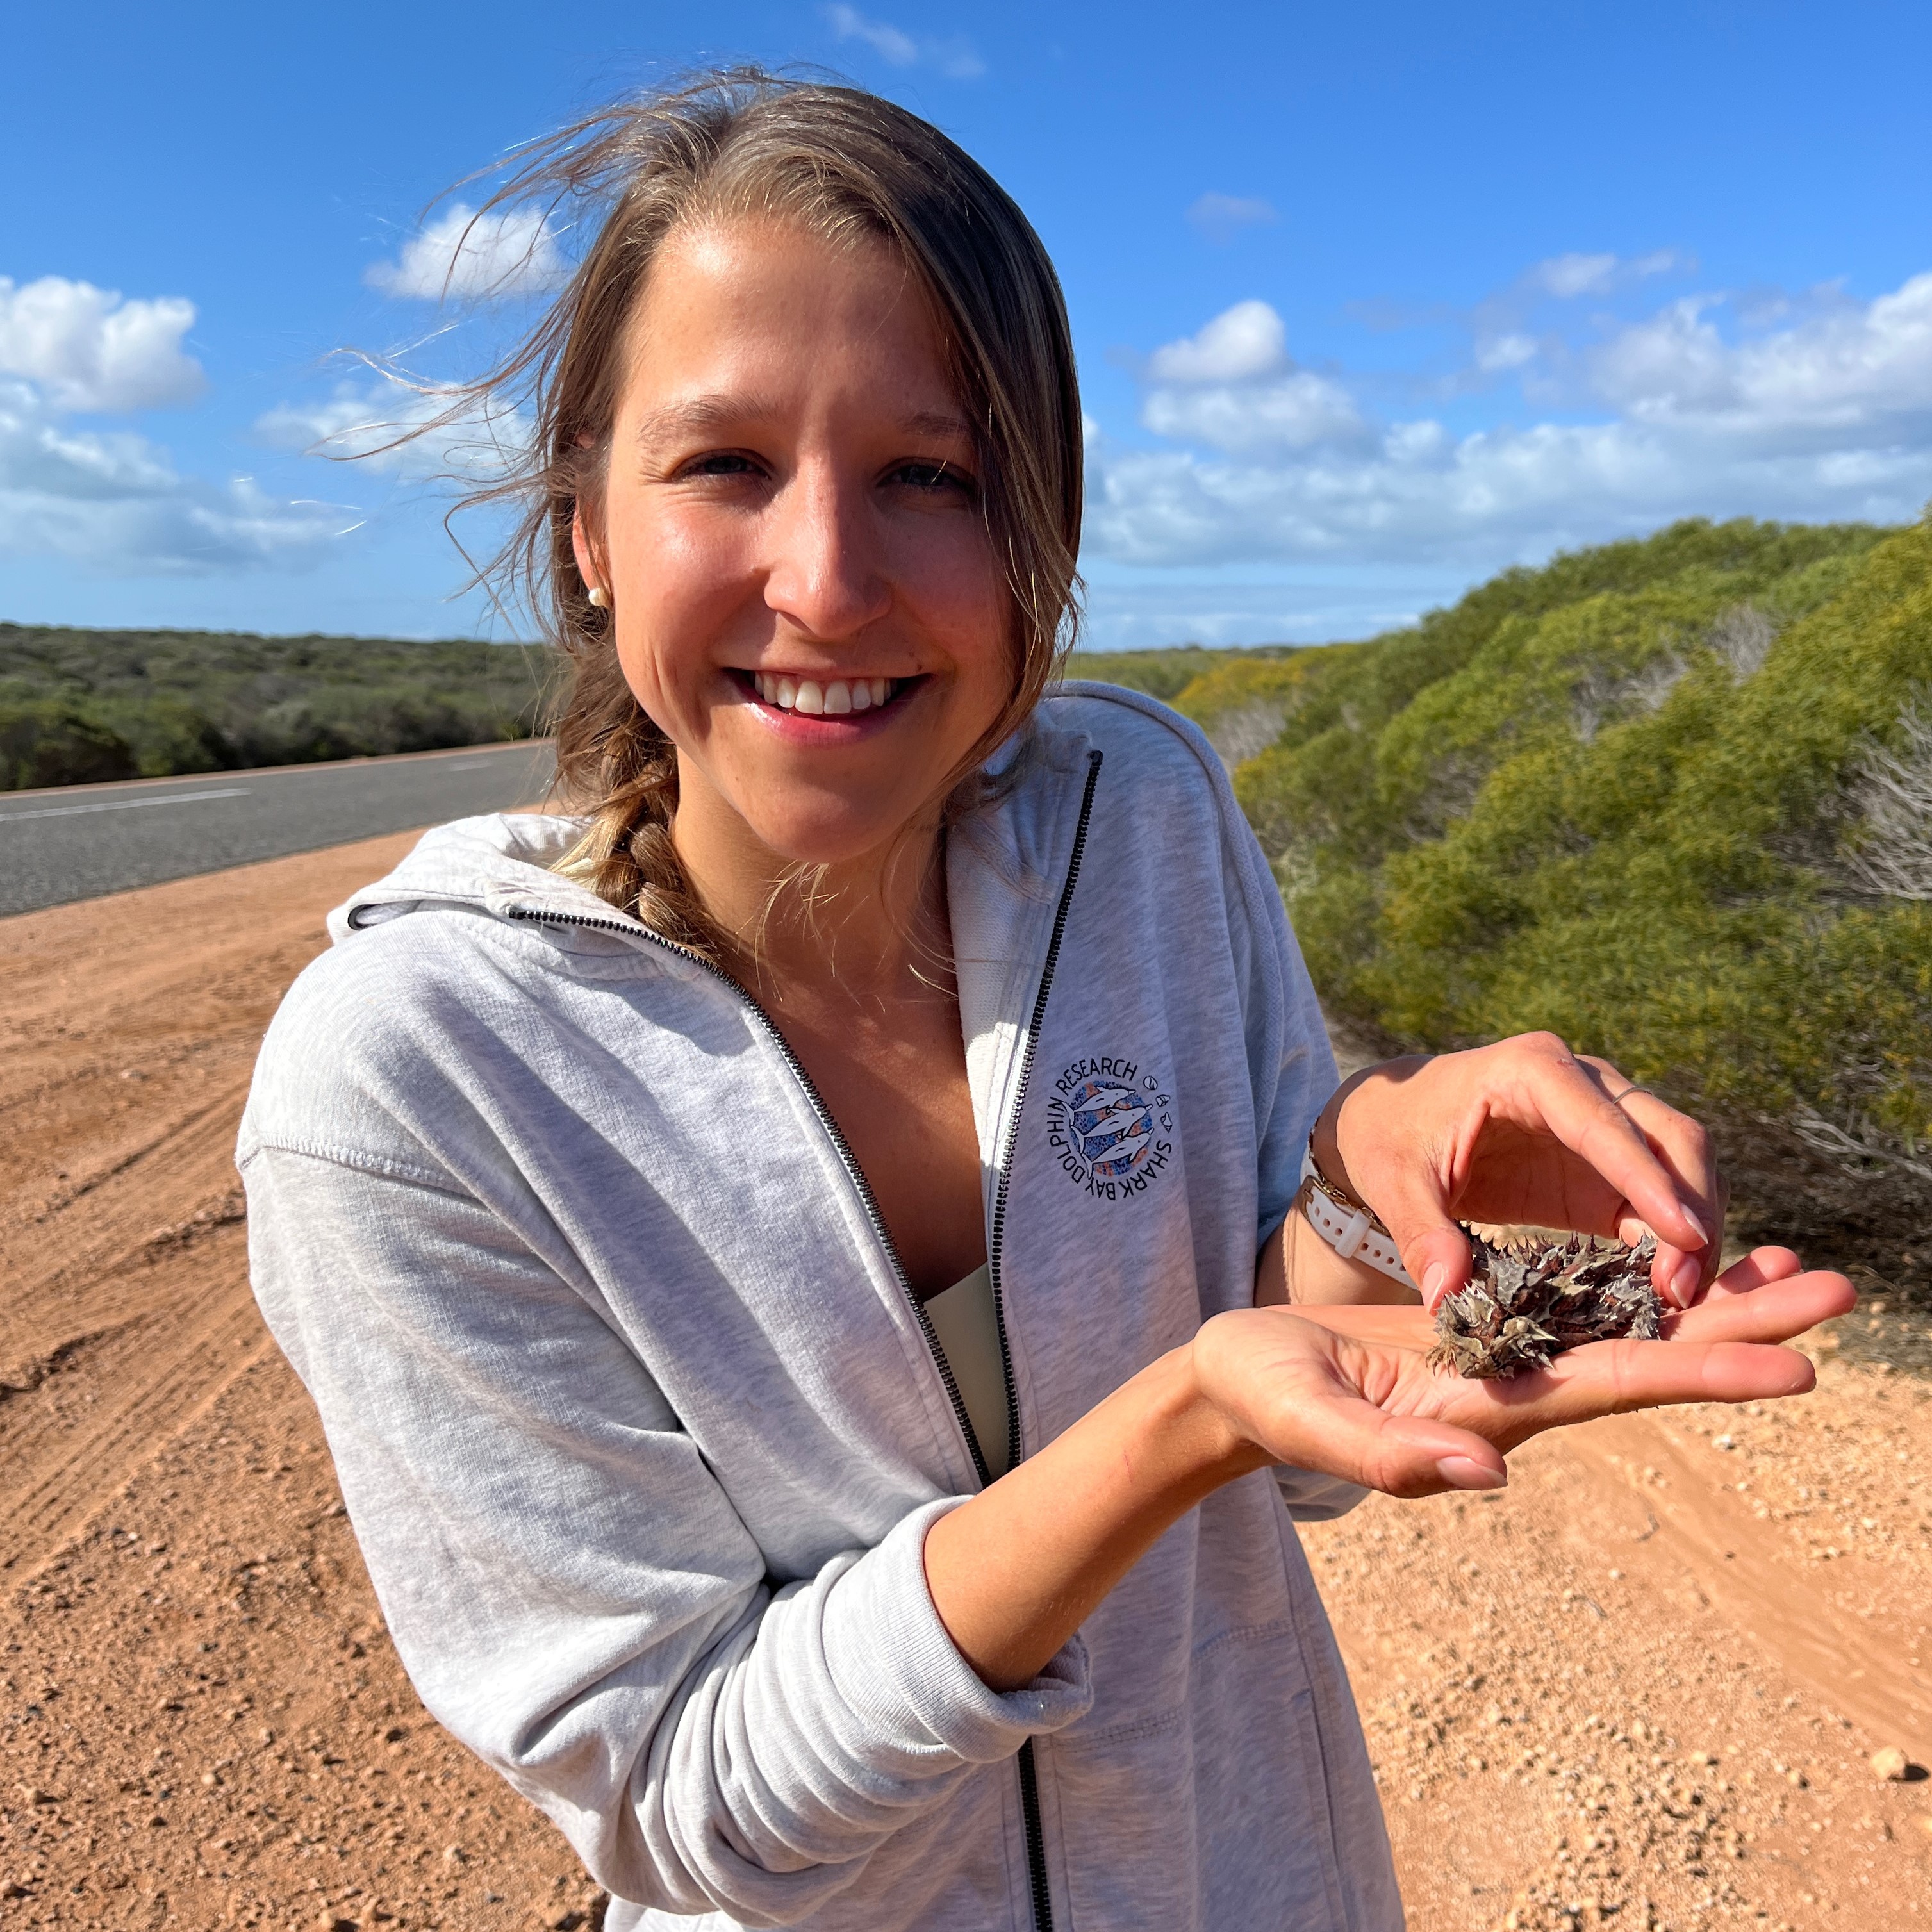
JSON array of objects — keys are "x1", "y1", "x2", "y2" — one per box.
[{"x1": 1298, "y1": 1147, "x2": 1416, "y2": 1287}]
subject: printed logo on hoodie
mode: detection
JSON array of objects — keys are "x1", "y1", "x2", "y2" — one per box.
[{"x1": 1044, "y1": 1056, "x2": 1174, "y2": 1201}]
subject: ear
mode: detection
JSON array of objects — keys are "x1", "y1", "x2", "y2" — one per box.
[{"x1": 570, "y1": 502, "x2": 606, "y2": 595}]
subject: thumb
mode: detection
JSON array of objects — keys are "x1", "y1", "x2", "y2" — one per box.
[
  {"x1": 1306, "y1": 1387, "x2": 1508, "y2": 1498},
  {"x1": 1373, "y1": 1176, "x2": 1475, "y2": 1311}
]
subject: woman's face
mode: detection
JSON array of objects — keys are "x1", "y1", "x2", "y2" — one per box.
[{"x1": 577, "y1": 217, "x2": 1013, "y2": 870}]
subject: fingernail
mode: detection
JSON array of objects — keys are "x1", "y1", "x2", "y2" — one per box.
[
  {"x1": 1679, "y1": 1204, "x2": 1710, "y2": 1247},
  {"x1": 1671, "y1": 1255, "x2": 1701, "y2": 1307},
  {"x1": 1423, "y1": 1262, "x2": 1449, "y2": 1308},
  {"x1": 1436, "y1": 1456, "x2": 1507, "y2": 1491}
]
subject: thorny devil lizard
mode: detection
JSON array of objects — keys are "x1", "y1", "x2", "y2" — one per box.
[{"x1": 1428, "y1": 1231, "x2": 1665, "y2": 1379}]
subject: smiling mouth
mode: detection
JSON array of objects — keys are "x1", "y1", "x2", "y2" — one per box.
[{"x1": 739, "y1": 670, "x2": 919, "y2": 716}]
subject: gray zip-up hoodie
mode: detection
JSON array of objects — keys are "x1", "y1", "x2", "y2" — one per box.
[{"x1": 238, "y1": 684, "x2": 1402, "y2": 1932}]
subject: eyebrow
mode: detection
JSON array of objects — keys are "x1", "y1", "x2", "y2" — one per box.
[{"x1": 631, "y1": 395, "x2": 975, "y2": 447}]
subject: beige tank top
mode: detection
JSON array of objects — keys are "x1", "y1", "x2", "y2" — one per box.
[{"x1": 921, "y1": 1263, "x2": 1011, "y2": 1479}]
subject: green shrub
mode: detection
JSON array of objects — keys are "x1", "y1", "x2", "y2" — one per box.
[
  {"x1": 0, "y1": 624, "x2": 557, "y2": 788},
  {"x1": 91, "y1": 695, "x2": 229, "y2": 777},
  {"x1": 0, "y1": 700, "x2": 138, "y2": 789},
  {"x1": 1066, "y1": 643, "x2": 1296, "y2": 702},
  {"x1": 1165, "y1": 646, "x2": 1365, "y2": 767},
  {"x1": 1195, "y1": 515, "x2": 1931, "y2": 1253}
]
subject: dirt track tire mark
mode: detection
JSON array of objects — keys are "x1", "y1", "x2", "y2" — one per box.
[
  {"x1": 0, "y1": 1236, "x2": 267, "y2": 1572},
  {"x1": 1564, "y1": 1408, "x2": 1932, "y2": 1755},
  {"x1": 0, "y1": 830, "x2": 422, "y2": 1576},
  {"x1": 1, "y1": 1089, "x2": 256, "y2": 1348}
]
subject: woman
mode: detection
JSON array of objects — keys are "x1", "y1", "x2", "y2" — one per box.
[{"x1": 240, "y1": 73, "x2": 1850, "y2": 1931}]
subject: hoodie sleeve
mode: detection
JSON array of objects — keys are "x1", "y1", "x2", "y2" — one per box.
[
  {"x1": 238, "y1": 1142, "x2": 1089, "y2": 1926},
  {"x1": 1227, "y1": 820, "x2": 1340, "y2": 1255}
]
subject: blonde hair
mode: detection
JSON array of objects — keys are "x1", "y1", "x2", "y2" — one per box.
[{"x1": 427, "y1": 68, "x2": 1084, "y2": 955}]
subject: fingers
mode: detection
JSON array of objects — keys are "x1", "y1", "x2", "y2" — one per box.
[
  {"x1": 1701, "y1": 1245, "x2": 1804, "y2": 1298},
  {"x1": 1526, "y1": 1056, "x2": 1712, "y2": 1303},
  {"x1": 1276, "y1": 1367, "x2": 1509, "y2": 1496},
  {"x1": 1194, "y1": 1309, "x2": 1507, "y2": 1496},
  {"x1": 1665, "y1": 1269, "x2": 1854, "y2": 1344},
  {"x1": 1210, "y1": 1267, "x2": 1839, "y2": 1499},
  {"x1": 1307, "y1": 1325, "x2": 1821, "y2": 1466},
  {"x1": 1479, "y1": 1335, "x2": 1821, "y2": 1444},
  {"x1": 1289, "y1": 1259, "x2": 1843, "y2": 1354},
  {"x1": 1590, "y1": 1069, "x2": 1725, "y2": 1300},
  {"x1": 1401, "y1": 1223, "x2": 1475, "y2": 1314},
  {"x1": 1605, "y1": 1337, "x2": 1820, "y2": 1408},
  {"x1": 1333, "y1": 1039, "x2": 1726, "y2": 1315}
]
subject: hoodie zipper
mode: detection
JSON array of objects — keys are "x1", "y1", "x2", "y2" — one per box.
[
  {"x1": 504, "y1": 897, "x2": 996, "y2": 1483},
  {"x1": 983, "y1": 745, "x2": 1102, "y2": 1932},
  {"x1": 502, "y1": 744, "x2": 1102, "y2": 1932}
]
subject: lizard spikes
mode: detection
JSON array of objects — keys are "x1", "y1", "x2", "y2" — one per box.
[{"x1": 1428, "y1": 1230, "x2": 1665, "y2": 1379}]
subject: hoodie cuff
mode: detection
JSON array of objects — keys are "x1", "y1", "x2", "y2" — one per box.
[
  {"x1": 1275, "y1": 1463, "x2": 1369, "y2": 1523},
  {"x1": 822, "y1": 1498, "x2": 1092, "y2": 1763}
]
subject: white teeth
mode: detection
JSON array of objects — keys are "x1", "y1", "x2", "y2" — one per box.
[{"x1": 755, "y1": 673, "x2": 896, "y2": 714}]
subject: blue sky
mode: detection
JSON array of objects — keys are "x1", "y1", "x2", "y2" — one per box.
[{"x1": 4, "y1": 0, "x2": 1931, "y2": 648}]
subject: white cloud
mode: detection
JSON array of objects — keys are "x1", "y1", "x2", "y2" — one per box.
[
  {"x1": 1475, "y1": 331, "x2": 1539, "y2": 372},
  {"x1": 255, "y1": 380, "x2": 530, "y2": 483},
  {"x1": 1137, "y1": 301, "x2": 1365, "y2": 455},
  {"x1": 1086, "y1": 267, "x2": 1932, "y2": 574},
  {"x1": 1465, "y1": 252, "x2": 1695, "y2": 379},
  {"x1": 826, "y1": 3, "x2": 916, "y2": 62},
  {"x1": 365, "y1": 204, "x2": 566, "y2": 303},
  {"x1": 1628, "y1": 249, "x2": 1685, "y2": 281},
  {"x1": 1187, "y1": 194, "x2": 1278, "y2": 245},
  {"x1": 1528, "y1": 249, "x2": 1684, "y2": 301},
  {"x1": 1146, "y1": 300, "x2": 1287, "y2": 383},
  {"x1": 1589, "y1": 274, "x2": 1932, "y2": 431},
  {"x1": 823, "y1": 4, "x2": 985, "y2": 78},
  {"x1": 1531, "y1": 252, "x2": 1620, "y2": 300},
  {"x1": 1088, "y1": 413, "x2": 1932, "y2": 571},
  {"x1": 0, "y1": 276, "x2": 205, "y2": 413},
  {"x1": 0, "y1": 377, "x2": 351, "y2": 574},
  {"x1": 1142, "y1": 373, "x2": 1364, "y2": 456}
]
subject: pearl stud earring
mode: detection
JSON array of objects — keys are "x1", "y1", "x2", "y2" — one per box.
[{"x1": 586, "y1": 586, "x2": 611, "y2": 609}]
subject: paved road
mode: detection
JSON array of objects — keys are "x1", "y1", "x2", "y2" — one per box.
[{"x1": 1, "y1": 740, "x2": 556, "y2": 917}]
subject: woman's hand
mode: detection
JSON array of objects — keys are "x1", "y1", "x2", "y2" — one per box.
[
  {"x1": 925, "y1": 1247, "x2": 1850, "y2": 1691},
  {"x1": 1317, "y1": 1033, "x2": 1725, "y2": 1312},
  {"x1": 1199, "y1": 1247, "x2": 1851, "y2": 1496}
]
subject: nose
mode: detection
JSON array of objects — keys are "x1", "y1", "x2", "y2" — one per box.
[{"x1": 760, "y1": 456, "x2": 892, "y2": 643}]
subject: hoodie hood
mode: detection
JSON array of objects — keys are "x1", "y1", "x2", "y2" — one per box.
[{"x1": 329, "y1": 811, "x2": 630, "y2": 943}]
